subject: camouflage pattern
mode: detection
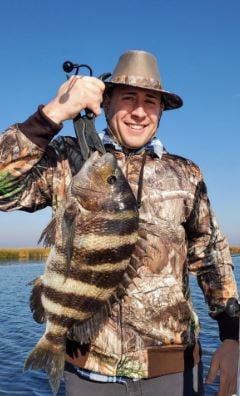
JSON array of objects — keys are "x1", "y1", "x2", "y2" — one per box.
[{"x1": 0, "y1": 125, "x2": 238, "y2": 378}]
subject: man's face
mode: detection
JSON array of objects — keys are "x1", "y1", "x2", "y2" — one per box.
[{"x1": 104, "y1": 86, "x2": 163, "y2": 149}]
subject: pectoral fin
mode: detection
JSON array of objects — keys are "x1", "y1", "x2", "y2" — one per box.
[{"x1": 27, "y1": 276, "x2": 45, "y2": 324}]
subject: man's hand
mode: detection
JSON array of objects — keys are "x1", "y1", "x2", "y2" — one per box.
[
  {"x1": 205, "y1": 339, "x2": 238, "y2": 396},
  {"x1": 42, "y1": 75, "x2": 105, "y2": 124}
]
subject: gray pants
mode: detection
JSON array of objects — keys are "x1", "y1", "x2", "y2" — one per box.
[{"x1": 64, "y1": 363, "x2": 204, "y2": 396}]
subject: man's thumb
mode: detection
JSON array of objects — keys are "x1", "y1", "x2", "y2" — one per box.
[{"x1": 205, "y1": 358, "x2": 219, "y2": 384}]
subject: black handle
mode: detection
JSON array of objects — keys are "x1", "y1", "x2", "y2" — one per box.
[{"x1": 62, "y1": 60, "x2": 111, "y2": 159}]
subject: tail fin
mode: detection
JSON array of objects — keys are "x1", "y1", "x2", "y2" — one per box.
[{"x1": 24, "y1": 340, "x2": 65, "y2": 395}]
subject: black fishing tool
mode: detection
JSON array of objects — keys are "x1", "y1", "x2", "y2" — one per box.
[
  {"x1": 226, "y1": 297, "x2": 240, "y2": 318},
  {"x1": 62, "y1": 61, "x2": 111, "y2": 160}
]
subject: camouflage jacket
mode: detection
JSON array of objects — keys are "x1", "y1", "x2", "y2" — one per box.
[{"x1": 0, "y1": 107, "x2": 238, "y2": 378}]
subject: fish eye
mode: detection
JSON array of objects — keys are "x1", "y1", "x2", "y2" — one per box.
[{"x1": 107, "y1": 175, "x2": 117, "y2": 185}]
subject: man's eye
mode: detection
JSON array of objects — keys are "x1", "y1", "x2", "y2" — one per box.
[
  {"x1": 122, "y1": 96, "x2": 134, "y2": 101},
  {"x1": 145, "y1": 99, "x2": 157, "y2": 105}
]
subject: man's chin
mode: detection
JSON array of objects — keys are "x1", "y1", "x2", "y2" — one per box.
[{"x1": 122, "y1": 141, "x2": 146, "y2": 150}]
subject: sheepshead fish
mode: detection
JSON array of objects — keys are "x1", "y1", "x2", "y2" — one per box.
[{"x1": 24, "y1": 151, "x2": 139, "y2": 394}]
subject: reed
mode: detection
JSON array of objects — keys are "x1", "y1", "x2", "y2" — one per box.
[
  {"x1": 0, "y1": 246, "x2": 239, "y2": 261},
  {"x1": 230, "y1": 246, "x2": 240, "y2": 255},
  {"x1": 0, "y1": 247, "x2": 50, "y2": 261}
]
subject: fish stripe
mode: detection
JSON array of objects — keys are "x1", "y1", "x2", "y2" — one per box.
[
  {"x1": 44, "y1": 286, "x2": 105, "y2": 312},
  {"x1": 42, "y1": 294, "x2": 98, "y2": 321},
  {"x1": 44, "y1": 272, "x2": 116, "y2": 298},
  {"x1": 48, "y1": 251, "x2": 130, "y2": 273},
  {"x1": 46, "y1": 322, "x2": 69, "y2": 334},
  {"x1": 77, "y1": 259, "x2": 129, "y2": 272},
  {"x1": 93, "y1": 210, "x2": 137, "y2": 221},
  {"x1": 92, "y1": 198, "x2": 137, "y2": 212},
  {"x1": 54, "y1": 267, "x2": 126, "y2": 288},
  {"x1": 73, "y1": 243, "x2": 135, "y2": 266},
  {"x1": 73, "y1": 231, "x2": 138, "y2": 251},
  {"x1": 47, "y1": 313, "x2": 73, "y2": 327},
  {"x1": 45, "y1": 332, "x2": 66, "y2": 346},
  {"x1": 76, "y1": 216, "x2": 138, "y2": 236}
]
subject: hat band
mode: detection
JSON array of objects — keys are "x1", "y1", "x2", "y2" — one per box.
[{"x1": 110, "y1": 75, "x2": 163, "y2": 90}]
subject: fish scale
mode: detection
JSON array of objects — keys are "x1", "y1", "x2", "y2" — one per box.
[{"x1": 24, "y1": 151, "x2": 139, "y2": 395}]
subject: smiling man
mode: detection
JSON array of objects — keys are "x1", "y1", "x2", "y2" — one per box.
[
  {"x1": 0, "y1": 50, "x2": 239, "y2": 396},
  {"x1": 104, "y1": 86, "x2": 163, "y2": 149}
]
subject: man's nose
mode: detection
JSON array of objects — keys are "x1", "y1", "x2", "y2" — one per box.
[{"x1": 131, "y1": 102, "x2": 146, "y2": 117}]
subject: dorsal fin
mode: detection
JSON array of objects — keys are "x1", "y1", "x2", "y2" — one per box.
[{"x1": 38, "y1": 217, "x2": 57, "y2": 247}]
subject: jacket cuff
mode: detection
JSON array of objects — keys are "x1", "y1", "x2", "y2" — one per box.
[
  {"x1": 215, "y1": 311, "x2": 239, "y2": 342},
  {"x1": 18, "y1": 105, "x2": 63, "y2": 149}
]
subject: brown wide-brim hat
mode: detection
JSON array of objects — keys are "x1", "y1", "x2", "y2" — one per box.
[{"x1": 105, "y1": 50, "x2": 183, "y2": 111}]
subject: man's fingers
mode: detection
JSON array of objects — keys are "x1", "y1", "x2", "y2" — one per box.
[
  {"x1": 44, "y1": 75, "x2": 105, "y2": 123},
  {"x1": 205, "y1": 355, "x2": 219, "y2": 384},
  {"x1": 218, "y1": 370, "x2": 237, "y2": 396},
  {"x1": 87, "y1": 103, "x2": 102, "y2": 116}
]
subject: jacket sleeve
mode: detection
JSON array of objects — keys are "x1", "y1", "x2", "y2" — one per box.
[
  {"x1": 185, "y1": 174, "x2": 239, "y2": 341},
  {"x1": 0, "y1": 106, "x2": 62, "y2": 212}
]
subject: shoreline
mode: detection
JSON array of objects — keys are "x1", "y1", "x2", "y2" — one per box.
[
  {"x1": 230, "y1": 246, "x2": 240, "y2": 256},
  {"x1": 0, "y1": 247, "x2": 49, "y2": 261},
  {"x1": 0, "y1": 246, "x2": 239, "y2": 261}
]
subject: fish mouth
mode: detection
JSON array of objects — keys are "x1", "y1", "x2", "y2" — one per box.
[{"x1": 71, "y1": 185, "x2": 103, "y2": 195}]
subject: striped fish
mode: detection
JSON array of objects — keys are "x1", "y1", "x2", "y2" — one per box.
[{"x1": 24, "y1": 151, "x2": 139, "y2": 394}]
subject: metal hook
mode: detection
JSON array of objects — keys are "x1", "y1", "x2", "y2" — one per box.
[{"x1": 62, "y1": 61, "x2": 93, "y2": 76}]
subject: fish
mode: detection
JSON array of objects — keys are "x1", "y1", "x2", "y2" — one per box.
[{"x1": 24, "y1": 151, "x2": 139, "y2": 394}]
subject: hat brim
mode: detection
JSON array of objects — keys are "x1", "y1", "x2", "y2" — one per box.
[{"x1": 105, "y1": 81, "x2": 183, "y2": 111}]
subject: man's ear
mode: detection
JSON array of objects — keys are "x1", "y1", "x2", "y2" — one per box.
[
  {"x1": 157, "y1": 105, "x2": 164, "y2": 128},
  {"x1": 160, "y1": 96, "x2": 165, "y2": 111},
  {"x1": 102, "y1": 94, "x2": 111, "y2": 124},
  {"x1": 102, "y1": 93, "x2": 110, "y2": 111}
]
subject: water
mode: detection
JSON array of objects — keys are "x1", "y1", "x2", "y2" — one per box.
[{"x1": 0, "y1": 258, "x2": 239, "y2": 396}]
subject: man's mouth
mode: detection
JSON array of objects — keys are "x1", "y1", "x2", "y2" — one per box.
[{"x1": 125, "y1": 123, "x2": 147, "y2": 130}]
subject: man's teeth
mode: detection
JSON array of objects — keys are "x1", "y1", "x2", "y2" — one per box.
[{"x1": 127, "y1": 124, "x2": 145, "y2": 130}]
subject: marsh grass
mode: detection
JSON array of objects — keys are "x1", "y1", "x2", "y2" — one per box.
[
  {"x1": 0, "y1": 247, "x2": 50, "y2": 261},
  {"x1": 230, "y1": 246, "x2": 240, "y2": 255},
  {"x1": 0, "y1": 246, "x2": 239, "y2": 262}
]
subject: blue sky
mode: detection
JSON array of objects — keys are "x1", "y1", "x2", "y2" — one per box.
[{"x1": 0, "y1": 0, "x2": 239, "y2": 246}]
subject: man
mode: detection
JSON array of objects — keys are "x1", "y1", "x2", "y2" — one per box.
[{"x1": 0, "y1": 50, "x2": 238, "y2": 395}]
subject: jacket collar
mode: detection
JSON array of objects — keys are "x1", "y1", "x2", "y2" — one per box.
[{"x1": 99, "y1": 129, "x2": 164, "y2": 159}]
